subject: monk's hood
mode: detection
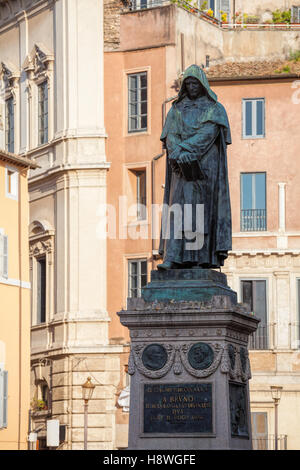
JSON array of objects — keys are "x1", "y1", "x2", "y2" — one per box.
[{"x1": 177, "y1": 64, "x2": 218, "y2": 103}]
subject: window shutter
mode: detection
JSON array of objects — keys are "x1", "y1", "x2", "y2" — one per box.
[
  {"x1": 251, "y1": 412, "x2": 268, "y2": 450},
  {"x1": 3, "y1": 235, "x2": 8, "y2": 279},
  {"x1": 220, "y1": 0, "x2": 230, "y2": 17},
  {"x1": 291, "y1": 6, "x2": 299, "y2": 23},
  {"x1": 0, "y1": 370, "x2": 8, "y2": 428},
  {"x1": 0, "y1": 235, "x2": 3, "y2": 277},
  {"x1": 2, "y1": 371, "x2": 8, "y2": 428}
]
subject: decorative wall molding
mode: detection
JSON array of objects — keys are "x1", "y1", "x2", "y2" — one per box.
[
  {"x1": 0, "y1": 1, "x2": 52, "y2": 29},
  {"x1": 129, "y1": 342, "x2": 226, "y2": 379},
  {"x1": 221, "y1": 343, "x2": 252, "y2": 383},
  {"x1": 23, "y1": 43, "x2": 54, "y2": 83},
  {"x1": 0, "y1": 60, "x2": 20, "y2": 98},
  {"x1": 225, "y1": 251, "x2": 300, "y2": 270}
]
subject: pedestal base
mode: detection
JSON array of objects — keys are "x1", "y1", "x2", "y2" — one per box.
[
  {"x1": 118, "y1": 269, "x2": 259, "y2": 450},
  {"x1": 142, "y1": 268, "x2": 237, "y2": 304}
]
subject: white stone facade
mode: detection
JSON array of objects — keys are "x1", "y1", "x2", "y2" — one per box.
[{"x1": 0, "y1": 0, "x2": 126, "y2": 449}]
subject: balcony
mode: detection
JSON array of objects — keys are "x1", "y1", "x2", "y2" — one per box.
[
  {"x1": 241, "y1": 209, "x2": 267, "y2": 232},
  {"x1": 128, "y1": 0, "x2": 169, "y2": 10},
  {"x1": 252, "y1": 434, "x2": 288, "y2": 450},
  {"x1": 124, "y1": 0, "x2": 221, "y2": 25},
  {"x1": 125, "y1": 1, "x2": 300, "y2": 30},
  {"x1": 248, "y1": 324, "x2": 269, "y2": 350}
]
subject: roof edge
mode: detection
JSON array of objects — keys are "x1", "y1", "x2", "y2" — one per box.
[{"x1": 0, "y1": 150, "x2": 39, "y2": 169}]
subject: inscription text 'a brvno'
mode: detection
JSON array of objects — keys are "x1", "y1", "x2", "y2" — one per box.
[{"x1": 144, "y1": 383, "x2": 213, "y2": 434}]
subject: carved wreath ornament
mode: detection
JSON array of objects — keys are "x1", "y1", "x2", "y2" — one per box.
[
  {"x1": 220, "y1": 344, "x2": 252, "y2": 382},
  {"x1": 128, "y1": 341, "x2": 252, "y2": 381}
]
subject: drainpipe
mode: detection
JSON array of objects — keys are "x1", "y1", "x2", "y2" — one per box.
[
  {"x1": 151, "y1": 96, "x2": 177, "y2": 269},
  {"x1": 18, "y1": 171, "x2": 22, "y2": 450},
  {"x1": 233, "y1": 0, "x2": 235, "y2": 26}
]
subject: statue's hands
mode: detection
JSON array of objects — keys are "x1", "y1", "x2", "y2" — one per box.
[{"x1": 169, "y1": 148, "x2": 182, "y2": 174}]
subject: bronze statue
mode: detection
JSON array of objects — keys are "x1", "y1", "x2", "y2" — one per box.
[{"x1": 158, "y1": 65, "x2": 232, "y2": 270}]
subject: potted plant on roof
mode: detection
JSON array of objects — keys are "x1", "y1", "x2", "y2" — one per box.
[
  {"x1": 272, "y1": 8, "x2": 291, "y2": 28},
  {"x1": 31, "y1": 397, "x2": 48, "y2": 412}
]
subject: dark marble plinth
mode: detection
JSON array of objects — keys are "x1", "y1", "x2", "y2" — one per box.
[
  {"x1": 118, "y1": 268, "x2": 259, "y2": 450},
  {"x1": 142, "y1": 268, "x2": 237, "y2": 304}
]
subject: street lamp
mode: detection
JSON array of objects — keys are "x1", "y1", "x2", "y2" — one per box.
[
  {"x1": 270, "y1": 386, "x2": 283, "y2": 450},
  {"x1": 82, "y1": 377, "x2": 95, "y2": 450}
]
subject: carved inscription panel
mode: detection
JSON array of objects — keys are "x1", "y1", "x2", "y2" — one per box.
[{"x1": 143, "y1": 383, "x2": 213, "y2": 434}]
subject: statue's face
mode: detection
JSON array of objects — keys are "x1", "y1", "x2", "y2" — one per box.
[{"x1": 184, "y1": 77, "x2": 204, "y2": 100}]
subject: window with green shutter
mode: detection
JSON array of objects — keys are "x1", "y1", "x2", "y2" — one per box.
[{"x1": 0, "y1": 370, "x2": 8, "y2": 429}]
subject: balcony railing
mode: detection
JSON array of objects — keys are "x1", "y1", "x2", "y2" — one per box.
[
  {"x1": 252, "y1": 435, "x2": 287, "y2": 450},
  {"x1": 249, "y1": 325, "x2": 269, "y2": 350},
  {"x1": 241, "y1": 209, "x2": 267, "y2": 232},
  {"x1": 128, "y1": 0, "x2": 170, "y2": 11},
  {"x1": 124, "y1": 2, "x2": 300, "y2": 30}
]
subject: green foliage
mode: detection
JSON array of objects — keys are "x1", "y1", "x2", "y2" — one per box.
[
  {"x1": 31, "y1": 398, "x2": 47, "y2": 411},
  {"x1": 272, "y1": 9, "x2": 291, "y2": 24},
  {"x1": 274, "y1": 65, "x2": 291, "y2": 74},
  {"x1": 243, "y1": 14, "x2": 260, "y2": 24},
  {"x1": 290, "y1": 50, "x2": 300, "y2": 62}
]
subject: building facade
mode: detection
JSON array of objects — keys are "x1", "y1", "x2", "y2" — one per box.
[
  {"x1": 207, "y1": 71, "x2": 300, "y2": 450},
  {"x1": 0, "y1": 0, "x2": 126, "y2": 450},
  {"x1": 1, "y1": 0, "x2": 300, "y2": 450},
  {"x1": 0, "y1": 150, "x2": 36, "y2": 450},
  {"x1": 104, "y1": 3, "x2": 300, "y2": 449}
]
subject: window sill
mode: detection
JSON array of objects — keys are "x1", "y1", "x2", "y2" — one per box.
[
  {"x1": 242, "y1": 135, "x2": 265, "y2": 140},
  {"x1": 5, "y1": 193, "x2": 18, "y2": 201},
  {"x1": 31, "y1": 409, "x2": 51, "y2": 418},
  {"x1": 127, "y1": 219, "x2": 149, "y2": 226},
  {"x1": 31, "y1": 322, "x2": 47, "y2": 330},
  {"x1": 126, "y1": 130, "x2": 150, "y2": 137}
]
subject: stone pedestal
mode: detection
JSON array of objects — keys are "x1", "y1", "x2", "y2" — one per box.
[{"x1": 118, "y1": 269, "x2": 259, "y2": 450}]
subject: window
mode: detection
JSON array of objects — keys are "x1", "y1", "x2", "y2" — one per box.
[
  {"x1": 128, "y1": 72, "x2": 147, "y2": 133},
  {"x1": 0, "y1": 369, "x2": 8, "y2": 429},
  {"x1": 0, "y1": 233, "x2": 8, "y2": 279},
  {"x1": 131, "y1": 0, "x2": 161, "y2": 9},
  {"x1": 5, "y1": 167, "x2": 18, "y2": 200},
  {"x1": 128, "y1": 259, "x2": 147, "y2": 298},
  {"x1": 136, "y1": 170, "x2": 147, "y2": 220},
  {"x1": 251, "y1": 412, "x2": 268, "y2": 450},
  {"x1": 241, "y1": 280, "x2": 268, "y2": 349},
  {"x1": 38, "y1": 81, "x2": 48, "y2": 145},
  {"x1": 205, "y1": 0, "x2": 230, "y2": 20},
  {"x1": 291, "y1": 6, "x2": 300, "y2": 23},
  {"x1": 38, "y1": 382, "x2": 49, "y2": 410},
  {"x1": 243, "y1": 98, "x2": 265, "y2": 138},
  {"x1": 241, "y1": 172, "x2": 266, "y2": 231},
  {"x1": 5, "y1": 97, "x2": 14, "y2": 153},
  {"x1": 37, "y1": 256, "x2": 46, "y2": 324},
  {"x1": 297, "y1": 279, "x2": 300, "y2": 347}
]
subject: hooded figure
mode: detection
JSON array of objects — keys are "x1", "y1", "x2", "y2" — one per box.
[{"x1": 158, "y1": 64, "x2": 232, "y2": 270}]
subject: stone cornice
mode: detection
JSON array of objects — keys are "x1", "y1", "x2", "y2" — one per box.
[{"x1": 0, "y1": 0, "x2": 55, "y2": 30}]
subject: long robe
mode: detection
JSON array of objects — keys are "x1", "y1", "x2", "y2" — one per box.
[{"x1": 159, "y1": 66, "x2": 232, "y2": 268}]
